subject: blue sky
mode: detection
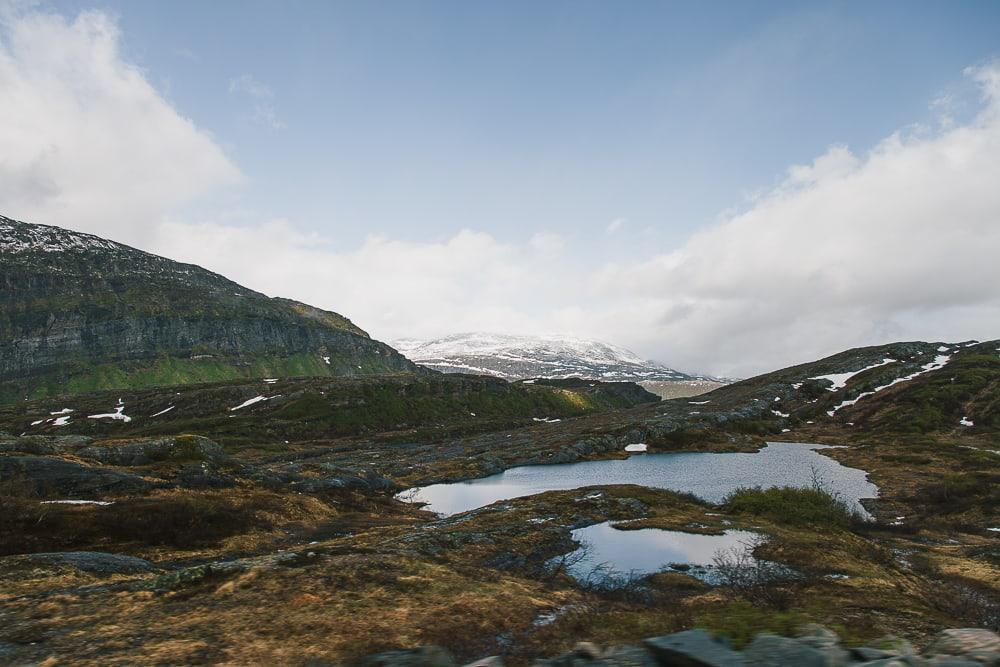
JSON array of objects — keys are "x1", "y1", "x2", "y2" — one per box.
[
  {"x1": 3, "y1": 1, "x2": 1000, "y2": 374},
  {"x1": 46, "y1": 0, "x2": 1000, "y2": 253}
]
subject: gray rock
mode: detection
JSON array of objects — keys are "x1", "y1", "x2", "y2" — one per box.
[
  {"x1": 924, "y1": 659, "x2": 982, "y2": 667},
  {"x1": 643, "y1": 629, "x2": 745, "y2": 667},
  {"x1": 596, "y1": 646, "x2": 660, "y2": 667},
  {"x1": 24, "y1": 551, "x2": 158, "y2": 575},
  {"x1": 573, "y1": 643, "x2": 603, "y2": 660},
  {"x1": 925, "y1": 630, "x2": 1000, "y2": 658},
  {"x1": 76, "y1": 435, "x2": 227, "y2": 466},
  {"x1": 744, "y1": 634, "x2": 829, "y2": 667},
  {"x1": 0, "y1": 455, "x2": 152, "y2": 496},
  {"x1": 796, "y1": 625, "x2": 841, "y2": 651},
  {"x1": 853, "y1": 648, "x2": 902, "y2": 662},
  {"x1": 176, "y1": 463, "x2": 236, "y2": 489},
  {"x1": 854, "y1": 660, "x2": 920, "y2": 667},
  {"x1": 355, "y1": 646, "x2": 456, "y2": 667},
  {"x1": 463, "y1": 658, "x2": 503, "y2": 667}
]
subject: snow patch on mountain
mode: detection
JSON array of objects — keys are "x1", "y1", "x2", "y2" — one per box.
[{"x1": 394, "y1": 333, "x2": 704, "y2": 382}]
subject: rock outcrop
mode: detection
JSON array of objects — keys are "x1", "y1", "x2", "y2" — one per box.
[{"x1": 350, "y1": 627, "x2": 1000, "y2": 667}]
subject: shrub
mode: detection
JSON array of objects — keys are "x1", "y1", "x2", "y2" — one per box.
[
  {"x1": 694, "y1": 601, "x2": 810, "y2": 649},
  {"x1": 711, "y1": 536, "x2": 799, "y2": 609},
  {"x1": 722, "y1": 485, "x2": 864, "y2": 528}
]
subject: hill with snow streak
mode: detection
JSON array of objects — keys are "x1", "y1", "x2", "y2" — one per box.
[{"x1": 393, "y1": 333, "x2": 705, "y2": 382}]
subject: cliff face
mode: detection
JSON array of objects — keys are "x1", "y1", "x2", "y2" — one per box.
[{"x1": 0, "y1": 215, "x2": 419, "y2": 402}]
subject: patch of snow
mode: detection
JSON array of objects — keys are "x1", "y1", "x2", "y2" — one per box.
[
  {"x1": 229, "y1": 395, "x2": 278, "y2": 411},
  {"x1": 827, "y1": 354, "x2": 952, "y2": 416},
  {"x1": 40, "y1": 500, "x2": 113, "y2": 506},
  {"x1": 791, "y1": 382, "x2": 803, "y2": 390},
  {"x1": 150, "y1": 406, "x2": 175, "y2": 418},
  {"x1": 960, "y1": 417, "x2": 974, "y2": 427},
  {"x1": 774, "y1": 396, "x2": 781, "y2": 402},
  {"x1": 263, "y1": 378, "x2": 279, "y2": 384},
  {"x1": 88, "y1": 401, "x2": 132, "y2": 423},
  {"x1": 322, "y1": 356, "x2": 331, "y2": 365},
  {"x1": 49, "y1": 408, "x2": 74, "y2": 415},
  {"x1": 988, "y1": 528, "x2": 1000, "y2": 533},
  {"x1": 810, "y1": 358, "x2": 897, "y2": 392},
  {"x1": 937, "y1": 346, "x2": 951, "y2": 352},
  {"x1": 532, "y1": 417, "x2": 561, "y2": 423},
  {"x1": 689, "y1": 400, "x2": 710, "y2": 405},
  {"x1": 30, "y1": 419, "x2": 45, "y2": 426},
  {"x1": 781, "y1": 428, "x2": 790, "y2": 433},
  {"x1": 771, "y1": 409, "x2": 790, "y2": 418},
  {"x1": 522, "y1": 379, "x2": 536, "y2": 384},
  {"x1": 624, "y1": 443, "x2": 648, "y2": 453},
  {"x1": 52, "y1": 415, "x2": 72, "y2": 427}
]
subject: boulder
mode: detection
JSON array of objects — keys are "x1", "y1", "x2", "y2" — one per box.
[
  {"x1": 743, "y1": 634, "x2": 838, "y2": 667},
  {"x1": 76, "y1": 435, "x2": 227, "y2": 466},
  {"x1": 924, "y1": 630, "x2": 1000, "y2": 658},
  {"x1": 596, "y1": 646, "x2": 660, "y2": 667},
  {"x1": 354, "y1": 646, "x2": 456, "y2": 667},
  {"x1": 463, "y1": 658, "x2": 503, "y2": 667},
  {"x1": 0, "y1": 455, "x2": 152, "y2": 496},
  {"x1": 643, "y1": 630, "x2": 745, "y2": 667},
  {"x1": 23, "y1": 551, "x2": 158, "y2": 575}
]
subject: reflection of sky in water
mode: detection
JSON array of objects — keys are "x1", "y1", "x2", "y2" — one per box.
[
  {"x1": 563, "y1": 523, "x2": 761, "y2": 581},
  {"x1": 402, "y1": 442, "x2": 878, "y2": 517}
]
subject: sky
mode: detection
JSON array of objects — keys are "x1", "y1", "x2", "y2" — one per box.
[{"x1": 2, "y1": 1, "x2": 1000, "y2": 377}]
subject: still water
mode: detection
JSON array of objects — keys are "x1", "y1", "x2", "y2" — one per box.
[
  {"x1": 402, "y1": 442, "x2": 877, "y2": 517},
  {"x1": 559, "y1": 523, "x2": 763, "y2": 583}
]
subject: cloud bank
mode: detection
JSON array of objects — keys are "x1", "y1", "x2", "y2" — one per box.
[
  {"x1": 0, "y1": 7, "x2": 241, "y2": 243},
  {"x1": 2, "y1": 6, "x2": 998, "y2": 377}
]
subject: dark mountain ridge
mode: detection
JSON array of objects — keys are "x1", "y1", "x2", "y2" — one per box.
[{"x1": 0, "y1": 215, "x2": 419, "y2": 402}]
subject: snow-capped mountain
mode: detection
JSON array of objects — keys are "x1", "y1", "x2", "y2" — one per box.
[{"x1": 394, "y1": 333, "x2": 701, "y2": 381}]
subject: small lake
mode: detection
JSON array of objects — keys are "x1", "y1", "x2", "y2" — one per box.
[
  {"x1": 401, "y1": 442, "x2": 878, "y2": 517},
  {"x1": 559, "y1": 523, "x2": 762, "y2": 584}
]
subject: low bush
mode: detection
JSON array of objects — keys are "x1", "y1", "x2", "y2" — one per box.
[
  {"x1": 722, "y1": 485, "x2": 865, "y2": 528},
  {"x1": 694, "y1": 601, "x2": 811, "y2": 649}
]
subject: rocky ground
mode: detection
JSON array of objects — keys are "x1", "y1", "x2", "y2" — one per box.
[{"x1": 0, "y1": 342, "x2": 998, "y2": 665}]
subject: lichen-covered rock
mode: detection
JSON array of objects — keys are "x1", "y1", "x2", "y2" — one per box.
[
  {"x1": 76, "y1": 435, "x2": 227, "y2": 466},
  {"x1": 643, "y1": 629, "x2": 744, "y2": 667},
  {"x1": 22, "y1": 551, "x2": 158, "y2": 575},
  {"x1": 354, "y1": 646, "x2": 456, "y2": 667},
  {"x1": 924, "y1": 629, "x2": 1000, "y2": 658},
  {"x1": 0, "y1": 455, "x2": 152, "y2": 496},
  {"x1": 742, "y1": 634, "x2": 830, "y2": 667}
]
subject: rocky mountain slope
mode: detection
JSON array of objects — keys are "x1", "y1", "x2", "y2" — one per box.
[
  {"x1": 0, "y1": 215, "x2": 419, "y2": 403},
  {"x1": 394, "y1": 332, "x2": 706, "y2": 382}
]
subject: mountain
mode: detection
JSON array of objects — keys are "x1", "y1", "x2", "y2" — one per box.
[
  {"x1": 0, "y1": 215, "x2": 419, "y2": 403},
  {"x1": 393, "y1": 332, "x2": 704, "y2": 382},
  {"x1": 686, "y1": 338, "x2": 1000, "y2": 434}
]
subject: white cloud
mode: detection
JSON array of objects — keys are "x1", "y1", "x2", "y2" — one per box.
[
  {"x1": 228, "y1": 73, "x2": 285, "y2": 129},
  {"x1": 606, "y1": 217, "x2": 626, "y2": 234},
  {"x1": 0, "y1": 6, "x2": 241, "y2": 243},
  {"x1": 593, "y1": 62, "x2": 1000, "y2": 375},
  {"x1": 1, "y1": 4, "x2": 997, "y2": 378}
]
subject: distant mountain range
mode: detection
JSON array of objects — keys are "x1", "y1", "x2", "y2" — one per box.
[
  {"x1": 394, "y1": 332, "x2": 711, "y2": 382},
  {"x1": 0, "y1": 215, "x2": 418, "y2": 403}
]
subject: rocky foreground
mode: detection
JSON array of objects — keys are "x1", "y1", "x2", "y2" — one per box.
[{"x1": 361, "y1": 627, "x2": 1000, "y2": 667}]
